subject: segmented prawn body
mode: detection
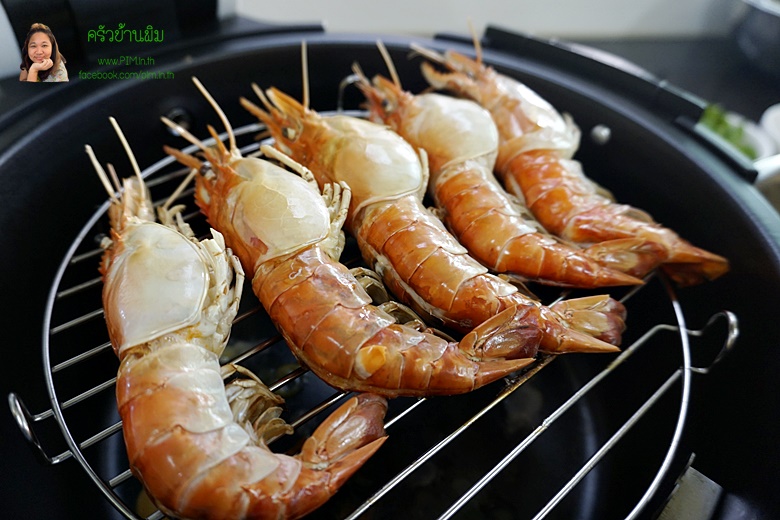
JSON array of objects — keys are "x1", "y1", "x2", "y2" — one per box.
[
  {"x1": 161, "y1": 79, "x2": 541, "y2": 397},
  {"x1": 240, "y1": 85, "x2": 627, "y2": 354},
  {"x1": 355, "y1": 71, "x2": 643, "y2": 288},
  {"x1": 93, "y1": 120, "x2": 388, "y2": 520},
  {"x1": 416, "y1": 45, "x2": 729, "y2": 286}
]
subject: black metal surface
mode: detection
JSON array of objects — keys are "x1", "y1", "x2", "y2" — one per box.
[
  {"x1": 2, "y1": 27, "x2": 780, "y2": 519},
  {"x1": 733, "y1": 0, "x2": 780, "y2": 80}
]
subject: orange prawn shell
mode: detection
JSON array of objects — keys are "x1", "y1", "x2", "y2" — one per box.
[
  {"x1": 419, "y1": 46, "x2": 729, "y2": 285},
  {"x1": 243, "y1": 85, "x2": 628, "y2": 350}
]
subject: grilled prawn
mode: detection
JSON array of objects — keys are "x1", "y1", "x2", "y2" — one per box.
[
  {"x1": 240, "y1": 76, "x2": 627, "y2": 353},
  {"x1": 93, "y1": 118, "x2": 388, "y2": 519},
  {"x1": 162, "y1": 78, "x2": 539, "y2": 397},
  {"x1": 354, "y1": 61, "x2": 644, "y2": 288},
  {"x1": 415, "y1": 43, "x2": 729, "y2": 286}
]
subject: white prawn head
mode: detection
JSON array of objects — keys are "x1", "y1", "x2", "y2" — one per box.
[
  {"x1": 196, "y1": 153, "x2": 345, "y2": 270},
  {"x1": 385, "y1": 92, "x2": 500, "y2": 171},
  {"x1": 101, "y1": 178, "x2": 241, "y2": 361}
]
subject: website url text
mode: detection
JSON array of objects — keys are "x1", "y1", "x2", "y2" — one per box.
[{"x1": 78, "y1": 70, "x2": 174, "y2": 80}]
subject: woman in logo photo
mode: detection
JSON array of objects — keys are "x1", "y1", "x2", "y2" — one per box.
[{"x1": 19, "y1": 23, "x2": 69, "y2": 82}]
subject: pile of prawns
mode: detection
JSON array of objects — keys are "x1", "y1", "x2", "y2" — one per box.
[{"x1": 93, "y1": 37, "x2": 728, "y2": 520}]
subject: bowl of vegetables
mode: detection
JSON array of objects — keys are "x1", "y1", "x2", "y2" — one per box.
[{"x1": 700, "y1": 103, "x2": 776, "y2": 160}]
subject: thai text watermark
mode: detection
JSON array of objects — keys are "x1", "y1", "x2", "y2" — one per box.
[
  {"x1": 87, "y1": 24, "x2": 163, "y2": 43},
  {"x1": 82, "y1": 24, "x2": 171, "y2": 80}
]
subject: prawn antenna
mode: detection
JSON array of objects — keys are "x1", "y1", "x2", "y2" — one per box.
[
  {"x1": 260, "y1": 144, "x2": 305, "y2": 176},
  {"x1": 109, "y1": 117, "x2": 144, "y2": 188},
  {"x1": 467, "y1": 20, "x2": 483, "y2": 65},
  {"x1": 351, "y1": 62, "x2": 367, "y2": 83},
  {"x1": 159, "y1": 112, "x2": 211, "y2": 213},
  {"x1": 161, "y1": 167, "x2": 198, "y2": 213},
  {"x1": 249, "y1": 83, "x2": 273, "y2": 114},
  {"x1": 160, "y1": 116, "x2": 211, "y2": 157},
  {"x1": 409, "y1": 42, "x2": 444, "y2": 66},
  {"x1": 106, "y1": 163, "x2": 121, "y2": 193},
  {"x1": 376, "y1": 40, "x2": 402, "y2": 89},
  {"x1": 85, "y1": 144, "x2": 119, "y2": 203},
  {"x1": 301, "y1": 40, "x2": 310, "y2": 110},
  {"x1": 191, "y1": 76, "x2": 238, "y2": 155}
]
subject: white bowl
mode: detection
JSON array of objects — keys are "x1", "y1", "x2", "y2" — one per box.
[
  {"x1": 724, "y1": 111, "x2": 777, "y2": 160},
  {"x1": 760, "y1": 103, "x2": 780, "y2": 152}
]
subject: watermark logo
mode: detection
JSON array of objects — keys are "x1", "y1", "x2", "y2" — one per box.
[
  {"x1": 81, "y1": 24, "x2": 174, "y2": 81},
  {"x1": 87, "y1": 23, "x2": 164, "y2": 44}
]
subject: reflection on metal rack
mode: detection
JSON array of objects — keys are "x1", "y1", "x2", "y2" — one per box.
[{"x1": 8, "y1": 117, "x2": 738, "y2": 520}]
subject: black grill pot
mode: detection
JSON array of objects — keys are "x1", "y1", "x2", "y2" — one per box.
[{"x1": 2, "y1": 20, "x2": 780, "y2": 520}]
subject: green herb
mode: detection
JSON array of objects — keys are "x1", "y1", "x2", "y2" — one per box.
[{"x1": 700, "y1": 104, "x2": 758, "y2": 160}]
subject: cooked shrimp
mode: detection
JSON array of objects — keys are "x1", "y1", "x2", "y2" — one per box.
[
  {"x1": 239, "y1": 68, "x2": 627, "y2": 354},
  {"x1": 162, "y1": 77, "x2": 541, "y2": 397},
  {"x1": 92, "y1": 117, "x2": 388, "y2": 519},
  {"x1": 414, "y1": 43, "x2": 729, "y2": 286},
  {"x1": 353, "y1": 59, "x2": 644, "y2": 288}
]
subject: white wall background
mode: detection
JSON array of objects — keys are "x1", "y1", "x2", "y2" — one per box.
[
  {"x1": 0, "y1": 0, "x2": 745, "y2": 79},
  {"x1": 237, "y1": 0, "x2": 743, "y2": 39},
  {"x1": 0, "y1": 7, "x2": 18, "y2": 79}
]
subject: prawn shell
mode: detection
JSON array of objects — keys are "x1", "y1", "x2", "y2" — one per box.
[
  {"x1": 103, "y1": 221, "x2": 208, "y2": 355},
  {"x1": 325, "y1": 116, "x2": 425, "y2": 216},
  {"x1": 404, "y1": 93, "x2": 499, "y2": 169},
  {"x1": 231, "y1": 157, "x2": 331, "y2": 267}
]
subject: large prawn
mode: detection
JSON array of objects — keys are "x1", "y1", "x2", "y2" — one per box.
[
  {"x1": 162, "y1": 78, "x2": 540, "y2": 398},
  {"x1": 92, "y1": 117, "x2": 388, "y2": 519},
  {"x1": 352, "y1": 52, "x2": 649, "y2": 288},
  {"x1": 238, "y1": 59, "x2": 627, "y2": 354},
  {"x1": 414, "y1": 41, "x2": 730, "y2": 286}
]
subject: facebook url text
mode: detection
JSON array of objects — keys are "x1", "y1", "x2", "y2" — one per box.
[{"x1": 78, "y1": 70, "x2": 174, "y2": 80}]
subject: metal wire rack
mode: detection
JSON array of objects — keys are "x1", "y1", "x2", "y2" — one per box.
[{"x1": 9, "y1": 115, "x2": 738, "y2": 520}]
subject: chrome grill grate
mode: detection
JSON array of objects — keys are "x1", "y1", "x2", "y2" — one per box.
[{"x1": 9, "y1": 115, "x2": 738, "y2": 520}]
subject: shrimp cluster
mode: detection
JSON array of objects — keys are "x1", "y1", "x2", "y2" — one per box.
[
  {"x1": 351, "y1": 50, "x2": 648, "y2": 288},
  {"x1": 239, "y1": 76, "x2": 627, "y2": 355},
  {"x1": 93, "y1": 118, "x2": 388, "y2": 519},
  {"x1": 163, "y1": 78, "x2": 538, "y2": 398},
  {"x1": 85, "y1": 33, "x2": 735, "y2": 519},
  {"x1": 413, "y1": 42, "x2": 729, "y2": 286}
]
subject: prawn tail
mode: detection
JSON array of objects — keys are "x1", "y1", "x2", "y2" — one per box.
[
  {"x1": 545, "y1": 295, "x2": 627, "y2": 353},
  {"x1": 461, "y1": 304, "x2": 545, "y2": 361},
  {"x1": 660, "y1": 247, "x2": 730, "y2": 287},
  {"x1": 296, "y1": 394, "x2": 389, "y2": 499},
  {"x1": 300, "y1": 394, "x2": 388, "y2": 464},
  {"x1": 582, "y1": 237, "x2": 668, "y2": 279},
  {"x1": 493, "y1": 233, "x2": 646, "y2": 288}
]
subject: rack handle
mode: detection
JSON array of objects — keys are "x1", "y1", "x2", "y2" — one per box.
[
  {"x1": 7, "y1": 392, "x2": 71, "y2": 466},
  {"x1": 690, "y1": 310, "x2": 739, "y2": 374}
]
